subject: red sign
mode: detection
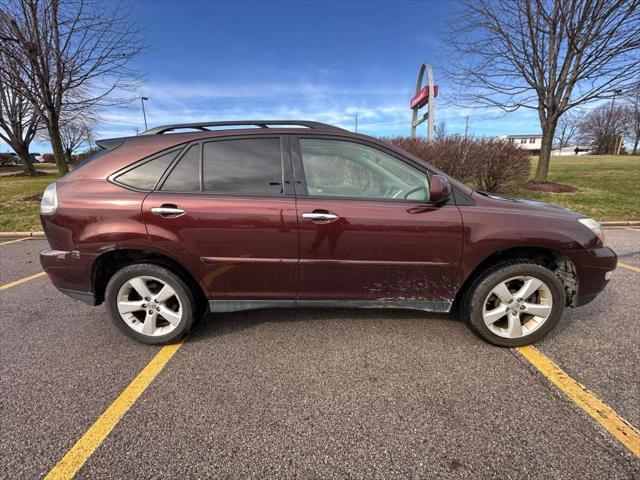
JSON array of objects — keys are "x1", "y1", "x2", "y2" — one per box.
[{"x1": 410, "y1": 85, "x2": 438, "y2": 109}]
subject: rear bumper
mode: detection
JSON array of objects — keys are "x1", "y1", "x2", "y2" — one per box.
[
  {"x1": 40, "y1": 248, "x2": 97, "y2": 304},
  {"x1": 567, "y1": 247, "x2": 617, "y2": 306}
]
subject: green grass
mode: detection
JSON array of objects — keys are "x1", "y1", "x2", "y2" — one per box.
[
  {"x1": 0, "y1": 173, "x2": 59, "y2": 231},
  {"x1": 0, "y1": 155, "x2": 637, "y2": 232},
  {"x1": 516, "y1": 155, "x2": 640, "y2": 221}
]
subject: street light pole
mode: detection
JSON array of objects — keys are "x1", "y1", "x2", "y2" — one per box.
[{"x1": 141, "y1": 97, "x2": 149, "y2": 131}]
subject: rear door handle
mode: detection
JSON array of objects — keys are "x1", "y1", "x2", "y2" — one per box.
[
  {"x1": 302, "y1": 212, "x2": 339, "y2": 222},
  {"x1": 151, "y1": 205, "x2": 185, "y2": 216}
]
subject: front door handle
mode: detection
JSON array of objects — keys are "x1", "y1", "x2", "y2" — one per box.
[
  {"x1": 151, "y1": 205, "x2": 185, "y2": 217},
  {"x1": 302, "y1": 212, "x2": 339, "y2": 222}
]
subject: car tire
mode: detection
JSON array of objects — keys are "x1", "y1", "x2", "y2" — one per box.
[
  {"x1": 463, "y1": 259, "x2": 566, "y2": 347},
  {"x1": 105, "y1": 263, "x2": 199, "y2": 345}
]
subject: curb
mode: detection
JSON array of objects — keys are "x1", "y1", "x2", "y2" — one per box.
[
  {"x1": 0, "y1": 231, "x2": 46, "y2": 239},
  {"x1": 601, "y1": 221, "x2": 640, "y2": 227}
]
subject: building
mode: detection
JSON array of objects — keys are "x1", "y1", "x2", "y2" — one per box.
[{"x1": 502, "y1": 134, "x2": 543, "y2": 155}]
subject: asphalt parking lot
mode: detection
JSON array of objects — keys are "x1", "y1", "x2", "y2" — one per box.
[{"x1": 1, "y1": 228, "x2": 639, "y2": 479}]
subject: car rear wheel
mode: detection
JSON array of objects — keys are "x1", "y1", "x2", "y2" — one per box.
[
  {"x1": 105, "y1": 263, "x2": 198, "y2": 344},
  {"x1": 463, "y1": 260, "x2": 566, "y2": 347}
]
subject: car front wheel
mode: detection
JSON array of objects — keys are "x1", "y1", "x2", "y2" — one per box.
[
  {"x1": 464, "y1": 260, "x2": 566, "y2": 347},
  {"x1": 105, "y1": 263, "x2": 198, "y2": 344}
]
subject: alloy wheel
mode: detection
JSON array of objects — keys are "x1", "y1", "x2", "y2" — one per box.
[
  {"x1": 482, "y1": 275, "x2": 553, "y2": 339},
  {"x1": 116, "y1": 275, "x2": 183, "y2": 337}
]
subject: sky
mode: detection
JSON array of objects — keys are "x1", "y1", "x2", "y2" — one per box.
[{"x1": 22, "y1": 0, "x2": 545, "y2": 153}]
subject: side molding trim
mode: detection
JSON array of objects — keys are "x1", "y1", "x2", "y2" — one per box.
[{"x1": 209, "y1": 299, "x2": 452, "y2": 314}]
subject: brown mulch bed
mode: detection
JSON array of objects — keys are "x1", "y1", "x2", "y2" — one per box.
[
  {"x1": 2, "y1": 170, "x2": 51, "y2": 177},
  {"x1": 21, "y1": 193, "x2": 43, "y2": 202},
  {"x1": 525, "y1": 181, "x2": 579, "y2": 193}
]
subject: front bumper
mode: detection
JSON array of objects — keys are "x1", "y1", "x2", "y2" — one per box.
[
  {"x1": 566, "y1": 246, "x2": 617, "y2": 306},
  {"x1": 40, "y1": 248, "x2": 97, "y2": 304}
]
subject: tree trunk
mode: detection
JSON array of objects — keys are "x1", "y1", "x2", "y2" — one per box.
[
  {"x1": 633, "y1": 136, "x2": 639, "y2": 155},
  {"x1": 64, "y1": 148, "x2": 73, "y2": 165},
  {"x1": 14, "y1": 144, "x2": 36, "y2": 176},
  {"x1": 534, "y1": 118, "x2": 558, "y2": 183},
  {"x1": 47, "y1": 115, "x2": 69, "y2": 176}
]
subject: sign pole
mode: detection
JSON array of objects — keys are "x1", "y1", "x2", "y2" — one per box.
[{"x1": 410, "y1": 63, "x2": 437, "y2": 141}]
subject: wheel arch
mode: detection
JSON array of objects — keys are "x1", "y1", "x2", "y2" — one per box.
[
  {"x1": 92, "y1": 249, "x2": 208, "y2": 308},
  {"x1": 454, "y1": 246, "x2": 578, "y2": 310}
]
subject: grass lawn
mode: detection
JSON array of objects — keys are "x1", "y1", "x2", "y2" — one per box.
[
  {"x1": 0, "y1": 173, "x2": 59, "y2": 231},
  {"x1": 0, "y1": 155, "x2": 638, "y2": 232},
  {"x1": 517, "y1": 155, "x2": 639, "y2": 221}
]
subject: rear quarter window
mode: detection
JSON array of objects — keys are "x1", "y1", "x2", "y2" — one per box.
[{"x1": 115, "y1": 149, "x2": 180, "y2": 191}]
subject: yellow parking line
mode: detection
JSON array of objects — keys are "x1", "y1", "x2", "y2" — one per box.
[
  {"x1": 45, "y1": 342, "x2": 184, "y2": 480},
  {"x1": 0, "y1": 237, "x2": 31, "y2": 246},
  {"x1": 0, "y1": 271, "x2": 47, "y2": 291},
  {"x1": 517, "y1": 346, "x2": 640, "y2": 458},
  {"x1": 618, "y1": 262, "x2": 640, "y2": 273}
]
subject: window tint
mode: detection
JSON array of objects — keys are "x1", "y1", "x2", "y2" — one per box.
[
  {"x1": 202, "y1": 138, "x2": 283, "y2": 195},
  {"x1": 116, "y1": 149, "x2": 178, "y2": 190},
  {"x1": 299, "y1": 139, "x2": 430, "y2": 201},
  {"x1": 161, "y1": 144, "x2": 200, "y2": 192}
]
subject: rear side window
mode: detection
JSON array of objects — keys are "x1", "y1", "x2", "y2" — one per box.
[
  {"x1": 202, "y1": 138, "x2": 283, "y2": 195},
  {"x1": 161, "y1": 145, "x2": 200, "y2": 192},
  {"x1": 116, "y1": 149, "x2": 179, "y2": 190}
]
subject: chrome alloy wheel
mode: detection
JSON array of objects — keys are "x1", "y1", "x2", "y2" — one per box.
[
  {"x1": 482, "y1": 275, "x2": 553, "y2": 339},
  {"x1": 116, "y1": 276, "x2": 183, "y2": 337}
]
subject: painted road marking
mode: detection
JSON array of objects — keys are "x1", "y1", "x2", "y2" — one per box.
[
  {"x1": 618, "y1": 262, "x2": 640, "y2": 273},
  {"x1": 0, "y1": 271, "x2": 47, "y2": 291},
  {"x1": 517, "y1": 345, "x2": 640, "y2": 458},
  {"x1": 0, "y1": 237, "x2": 31, "y2": 246},
  {"x1": 45, "y1": 342, "x2": 184, "y2": 480},
  {"x1": 623, "y1": 227, "x2": 640, "y2": 232}
]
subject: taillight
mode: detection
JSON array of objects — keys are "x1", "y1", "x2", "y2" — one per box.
[{"x1": 40, "y1": 182, "x2": 59, "y2": 215}]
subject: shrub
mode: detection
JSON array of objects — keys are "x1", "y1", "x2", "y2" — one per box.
[{"x1": 384, "y1": 136, "x2": 530, "y2": 194}]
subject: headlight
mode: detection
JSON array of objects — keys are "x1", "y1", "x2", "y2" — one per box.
[
  {"x1": 40, "y1": 182, "x2": 58, "y2": 215},
  {"x1": 578, "y1": 217, "x2": 605, "y2": 246}
]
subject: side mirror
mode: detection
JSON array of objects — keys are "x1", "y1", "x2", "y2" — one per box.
[{"x1": 429, "y1": 175, "x2": 451, "y2": 204}]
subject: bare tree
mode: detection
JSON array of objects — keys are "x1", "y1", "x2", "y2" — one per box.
[
  {"x1": 58, "y1": 114, "x2": 95, "y2": 163},
  {"x1": 434, "y1": 120, "x2": 447, "y2": 140},
  {"x1": 0, "y1": 49, "x2": 39, "y2": 175},
  {"x1": 554, "y1": 111, "x2": 579, "y2": 150},
  {"x1": 0, "y1": 0, "x2": 143, "y2": 176},
  {"x1": 577, "y1": 104, "x2": 631, "y2": 154},
  {"x1": 626, "y1": 84, "x2": 640, "y2": 154},
  {"x1": 447, "y1": 0, "x2": 640, "y2": 182}
]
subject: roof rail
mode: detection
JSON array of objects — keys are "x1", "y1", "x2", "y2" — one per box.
[{"x1": 140, "y1": 120, "x2": 345, "y2": 135}]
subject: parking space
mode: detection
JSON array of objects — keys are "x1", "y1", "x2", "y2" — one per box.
[{"x1": 1, "y1": 229, "x2": 639, "y2": 478}]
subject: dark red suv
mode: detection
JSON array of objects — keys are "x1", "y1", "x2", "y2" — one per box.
[{"x1": 40, "y1": 120, "x2": 616, "y2": 346}]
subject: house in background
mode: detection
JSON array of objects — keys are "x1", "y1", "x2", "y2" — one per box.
[{"x1": 501, "y1": 134, "x2": 543, "y2": 155}]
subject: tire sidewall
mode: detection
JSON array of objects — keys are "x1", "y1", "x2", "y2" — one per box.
[
  {"x1": 105, "y1": 264, "x2": 195, "y2": 345},
  {"x1": 466, "y1": 262, "x2": 566, "y2": 347}
]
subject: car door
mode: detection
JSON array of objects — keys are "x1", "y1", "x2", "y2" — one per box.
[
  {"x1": 142, "y1": 135, "x2": 299, "y2": 304},
  {"x1": 290, "y1": 136, "x2": 463, "y2": 311}
]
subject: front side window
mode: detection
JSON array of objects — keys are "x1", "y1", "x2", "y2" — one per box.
[
  {"x1": 299, "y1": 139, "x2": 430, "y2": 201},
  {"x1": 115, "y1": 149, "x2": 179, "y2": 190},
  {"x1": 202, "y1": 138, "x2": 283, "y2": 195}
]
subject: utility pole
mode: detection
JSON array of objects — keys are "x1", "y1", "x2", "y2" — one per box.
[
  {"x1": 608, "y1": 89, "x2": 621, "y2": 154},
  {"x1": 464, "y1": 116, "x2": 469, "y2": 139},
  {"x1": 141, "y1": 97, "x2": 149, "y2": 131},
  {"x1": 355, "y1": 114, "x2": 358, "y2": 133}
]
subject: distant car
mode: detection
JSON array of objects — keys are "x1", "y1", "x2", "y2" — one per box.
[
  {"x1": 39, "y1": 120, "x2": 617, "y2": 346},
  {"x1": 30, "y1": 153, "x2": 45, "y2": 163}
]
